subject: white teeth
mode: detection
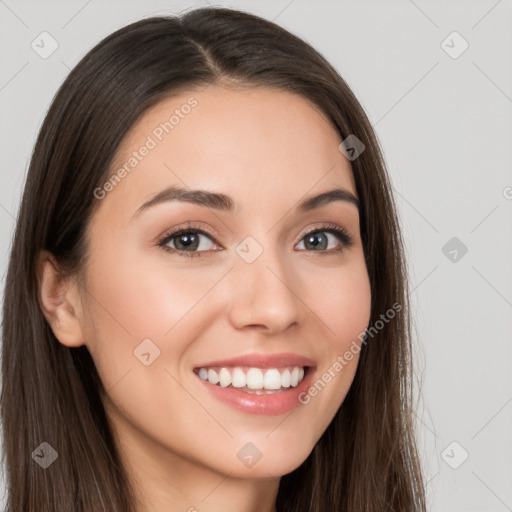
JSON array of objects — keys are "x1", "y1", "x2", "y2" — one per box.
[
  {"x1": 231, "y1": 368, "x2": 247, "y2": 388},
  {"x1": 207, "y1": 369, "x2": 219, "y2": 385},
  {"x1": 196, "y1": 365, "x2": 307, "y2": 391},
  {"x1": 219, "y1": 368, "x2": 231, "y2": 388},
  {"x1": 263, "y1": 369, "x2": 282, "y2": 390},
  {"x1": 246, "y1": 368, "x2": 263, "y2": 389},
  {"x1": 290, "y1": 367, "x2": 299, "y2": 387},
  {"x1": 281, "y1": 369, "x2": 291, "y2": 388}
]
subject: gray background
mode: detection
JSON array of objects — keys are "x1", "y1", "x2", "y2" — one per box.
[{"x1": 1, "y1": 0, "x2": 511, "y2": 510}]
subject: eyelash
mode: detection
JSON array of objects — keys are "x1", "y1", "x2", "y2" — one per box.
[{"x1": 157, "y1": 223, "x2": 354, "y2": 258}]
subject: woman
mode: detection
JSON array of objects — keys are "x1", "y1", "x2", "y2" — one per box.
[{"x1": 1, "y1": 6, "x2": 426, "y2": 511}]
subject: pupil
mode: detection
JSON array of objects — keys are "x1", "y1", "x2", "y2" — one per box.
[
  {"x1": 177, "y1": 233, "x2": 198, "y2": 250},
  {"x1": 307, "y1": 232, "x2": 326, "y2": 250}
]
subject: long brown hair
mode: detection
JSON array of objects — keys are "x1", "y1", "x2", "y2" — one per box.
[{"x1": 1, "y1": 7, "x2": 426, "y2": 511}]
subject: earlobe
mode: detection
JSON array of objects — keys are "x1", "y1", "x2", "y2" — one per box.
[{"x1": 37, "y1": 251, "x2": 85, "y2": 348}]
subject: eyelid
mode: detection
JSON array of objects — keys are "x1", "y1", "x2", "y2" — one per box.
[
  {"x1": 297, "y1": 222, "x2": 350, "y2": 242},
  {"x1": 157, "y1": 222, "x2": 223, "y2": 248}
]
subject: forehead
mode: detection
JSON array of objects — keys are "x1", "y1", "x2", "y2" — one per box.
[{"x1": 98, "y1": 85, "x2": 357, "y2": 219}]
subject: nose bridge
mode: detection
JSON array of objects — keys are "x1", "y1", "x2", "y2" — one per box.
[{"x1": 227, "y1": 236, "x2": 303, "y2": 331}]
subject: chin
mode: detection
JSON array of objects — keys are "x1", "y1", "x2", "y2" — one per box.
[{"x1": 221, "y1": 442, "x2": 314, "y2": 479}]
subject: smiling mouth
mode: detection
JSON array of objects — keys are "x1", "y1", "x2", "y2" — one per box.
[{"x1": 193, "y1": 365, "x2": 308, "y2": 394}]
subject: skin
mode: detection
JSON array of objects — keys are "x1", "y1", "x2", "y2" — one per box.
[{"x1": 39, "y1": 86, "x2": 372, "y2": 512}]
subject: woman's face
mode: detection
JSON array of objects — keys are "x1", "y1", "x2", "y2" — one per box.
[{"x1": 78, "y1": 85, "x2": 371, "y2": 479}]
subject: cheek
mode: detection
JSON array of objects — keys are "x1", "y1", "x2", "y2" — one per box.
[
  {"x1": 80, "y1": 247, "x2": 224, "y2": 383},
  {"x1": 311, "y1": 260, "x2": 372, "y2": 347},
  {"x1": 296, "y1": 260, "x2": 371, "y2": 430},
  {"x1": 83, "y1": 241, "x2": 212, "y2": 337}
]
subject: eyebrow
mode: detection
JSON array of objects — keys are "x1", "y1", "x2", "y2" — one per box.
[{"x1": 133, "y1": 185, "x2": 359, "y2": 218}]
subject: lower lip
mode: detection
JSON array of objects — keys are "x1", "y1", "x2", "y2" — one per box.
[{"x1": 194, "y1": 368, "x2": 315, "y2": 416}]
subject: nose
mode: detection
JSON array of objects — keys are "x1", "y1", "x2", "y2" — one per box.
[{"x1": 226, "y1": 246, "x2": 305, "y2": 334}]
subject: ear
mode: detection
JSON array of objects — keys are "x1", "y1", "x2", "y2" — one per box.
[{"x1": 37, "y1": 250, "x2": 85, "y2": 347}]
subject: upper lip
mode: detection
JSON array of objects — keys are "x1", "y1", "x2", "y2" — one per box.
[{"x1": 194, "y1": 352, "x2": 316, "y2": 370}]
